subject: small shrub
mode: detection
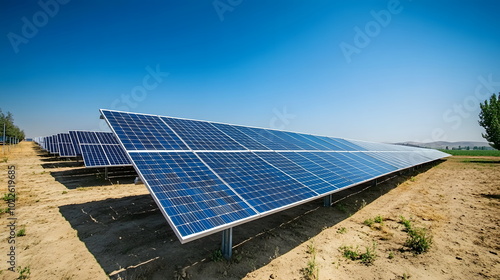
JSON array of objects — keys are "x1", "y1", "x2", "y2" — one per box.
[
  {"x1": 16, "y1": 227, "x2": 26, "y2": 237},
  {"x1": 340, "y1": 243, "x2": 377, "y2": 265},
  {"x1": 335, "y1": 203, "x2": 347, "y2": 213},
  {"x1": 400, "y1": 216, "x2": 412, "y2": 231},
  {"x1": 1, "y1": 157, "x2": 8, "y2": 163},
  {"x1": 304, "y1": 241, "x2": 319, "y2": 280},
  {"x1": 211, "y1": 249, "x2": 223, "y2": 262},
  {"x1": 340, "y1": 245, "x2": 360, "y2": 260},
  {"x1": 363, "y1": 218, "x2": 374, "y2": 227},
  {"x1": 374, "y1": 215, "x2": 384, "y2": 224},
  {"x1": 17, "y1": 266, "x2": 30, "y2": 280},
  {"x1": 2, "y1": 193, "x2": 15, "y2": 202},
  {"x1": 409, "y1": 176, "x2": 416, "y2": 182},
  {"x1": 388, "y1": 251, "x2": 395, "y2": 259},
  {"x1": 405, "y1": 227, "x2": 432, "y2": 254},
  {"x1": 360, "y1": 242, "x2": 377, "y2": 265},
  {"x1": 61, "y1": 191, "x2": 68, "y2": 195},
  {"x1": 337, "y1": 227, "x2": 347, "y2": 234}
]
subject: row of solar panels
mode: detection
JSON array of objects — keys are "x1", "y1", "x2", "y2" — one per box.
[
  {"x1": 34, "y1": 131, "x2": 131, "y2": 168},
  {"x1": 100, "y1": 109, "x2": 451, "y2": 243}
]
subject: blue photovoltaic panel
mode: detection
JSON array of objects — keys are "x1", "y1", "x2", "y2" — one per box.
[
  {"x1": 100, "y1": 109, "x2": 450, "y2": 243},
  {"x1": 76, "y1": 131, "x2": 99, "y2": 144},
  {"x1": 75, "y1": 131, "x2": 132, "y2": 167},
  {"x1": 69, "y1": 131, "x2": 81, "y2": 155},
  {"x1": 101, "y1": 145, "x2": 130, "y2": 166},
  {"x1": 197, "y1": 152, "x2": 317, "y2": 213},
  {"x1": 255, "y1": 152, "x2": 335, "y2": 193},
  {"x1": 102, "y1": 110, "x2": 189, "y2": 151},
  {"x1": 129, "y1": 152, "x2": 258, "y2": 237},
  {"x1": 161, "y1": 117, "x2": 246, "y2": 150},
  {"x1": 210, "y1": 122, "x2": 270, "y2": 150},
  {"x1": 96, "y1": 132, "x2": 120, "y2": 144},
  {"x1": 232, "y1": 125, "x2": 299, "y2": 150},
  {"x1": 58, "y1": 133, "x2": 77, "y2": 157},
  {"x1": 81, "y1": 144, "x2": 108, "y2": 167},
  {"x1": 49, "y1": 135, "x2": 59, "y2": 154},
  {"x1": 279, "y1": 152, "x2": 352, "y2": 193}
]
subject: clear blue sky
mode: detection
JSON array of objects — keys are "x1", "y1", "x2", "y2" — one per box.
[{"x1": 1, "y1": 0, "x2": 499, "y2": 143}]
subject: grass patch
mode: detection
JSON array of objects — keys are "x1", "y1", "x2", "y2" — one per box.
[
  {"x1": 405, "y1": 227, "x2": 433, "y2": 254},
  {"x1": 61, "y1": 191, "x2": 68, "y2": 195},
  {"x1": 388, "y1": 251, "x2": 395, "y2": 259},
  {"x1": 211, "y1": 249, "x2": 223, "y2": 262},
  {"x1": 340, "y1": 242, "x2": 377, "y2": 265},
  {"x1": 335, "y1": 202, "x2": 348, "y2": 213},
  {"x1": 17, "y1": 266, "x2": 30, "y2": 280},
  {"x1": 1, "y1": 157, "x2": 8, "y2": 163},
  {"x1": 304, "y1": 241, "x2": 319, "y2": 280},
  {"x1": 16, "y1": 227, "x2": 26, "y2": 237},
  {"x1": 364, "y1": 215, "x2": 384, "y2": 228},
  {"x1": 439, "y1": 149, "x2": 500, "y2": 157},
  {"x1": 2, "y1": 193, "x2": 15, "y2": 202},
  {"x1": 363, "y1": 218, "x2": 374, "y2": 227},
  {"x1": 399, "y1": 216, "x2": 412, "y2": 231},
  {"x1": 337, "y1": 227, "x2": 347, "y2": 234}
]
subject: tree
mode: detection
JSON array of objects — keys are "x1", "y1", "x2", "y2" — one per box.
[
  {"x1": 0, "y1": 109, "x2": 25, "y2": 142},
  {"x1": 479, "y1": 93, "x2": 500, "y2": 150}
]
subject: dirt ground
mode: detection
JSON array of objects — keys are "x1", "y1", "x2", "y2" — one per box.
[{"x1": 0, "y1": 142, "x2": 498, "y2": 280}]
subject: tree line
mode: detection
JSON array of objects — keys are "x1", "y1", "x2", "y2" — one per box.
[{"x1": 0, "y1": 108, "x2": 25, "y2": 142}]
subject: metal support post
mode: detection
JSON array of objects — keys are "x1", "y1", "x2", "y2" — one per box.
[
  {"x1": 323, "y1": 194, "x2": 332, "y2": 207},
  {"x1": 221, "y1": 228, "x2": 233, "y2": 260},
  {"x1": 104, "y1": 167, "x2": 109, "y2": 180}
]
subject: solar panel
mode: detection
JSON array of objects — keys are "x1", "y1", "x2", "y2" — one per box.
[
  {"x1": 75, "y1": 131, "x2": 132, "y2": 167},
  {"x1": 57, "y1": 133, "x2": 77, "y2": 157},
  {"x1": 130, "y1": 152, "x2": 258, "y2": 238},
  {"x1": 69, "y1": 131, "x2": 82, "y2": 155},
  {"x1": 100, "y1": 109, "x2": 450, "y2": 243}
]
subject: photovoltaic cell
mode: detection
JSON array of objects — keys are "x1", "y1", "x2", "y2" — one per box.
[{"x1": 99, "y1": 109, "x2": 450, "y2": 243}]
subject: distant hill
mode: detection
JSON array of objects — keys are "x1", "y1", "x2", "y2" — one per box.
[{"x1": 396, "y1": 141, "x2": 494, "y2": 150}]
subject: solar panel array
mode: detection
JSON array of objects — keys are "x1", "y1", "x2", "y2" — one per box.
[
  {"x1": 101, "y1": 109, "x2": 450, "y2": 243},
  {"x1": 34, "y1": 131, "x2": 131, "y2": 168}
]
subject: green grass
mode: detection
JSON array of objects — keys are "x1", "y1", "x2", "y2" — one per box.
[
  {"x1": 16, "y1": 227, "x2": 26, "y2": 237},
  {"x1": 439, "y1": 149, "x2": 500, "y2": 157},
  {"x1": 16, "y1": 266, "x2": 30, "y2": 280},
  {"x1": 405, "y1": 227, "x2": 433, "y2": 254},
  {"x1": 211, "y1": 249, "x2": 223, "y2": 262},
  {"x1": 337, "y1": 227, "x2": 347, "y2": 234},
  {"x1": 304, "y1": 241, "x2": 319, "y2": 280},
  {"x1": 400, "y1": 216, "x2": 412, "y2": 231},
  {"x1": 340, "y1": 242, "x2": 377, "y2": 265}
]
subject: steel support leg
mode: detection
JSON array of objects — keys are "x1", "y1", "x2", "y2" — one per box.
[
  {"x1": 323, "y1": 194, "x2": 332, "y2": 207},
  {"x1": 221, "y1": 228, "x2": 233, "y2": 260}
]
